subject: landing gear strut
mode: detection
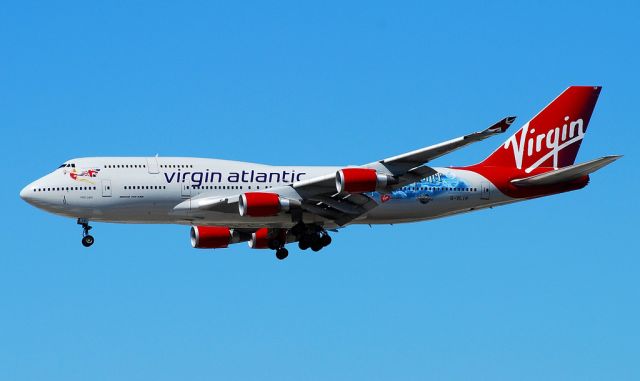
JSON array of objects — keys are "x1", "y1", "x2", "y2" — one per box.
[
  {"x1": 265, "y1": 223, "x2": 332, "y2": 260},
  {"x1": 77, "y1": 218, "x2": 94, "y2": 247},
  {"x1": 265, "y1": 232, "x2": 289, "y2": 260}
]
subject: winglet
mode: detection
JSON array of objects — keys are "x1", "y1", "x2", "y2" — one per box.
[{"x1": 486, "y1": 116, "x2": 517, "y2": 133}]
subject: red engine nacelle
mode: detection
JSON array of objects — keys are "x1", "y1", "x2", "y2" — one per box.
[
  {"x1": 191, "y1": 226, "x2": 237, "y2": 248},
  {"x1": 248, "y1": 228, "x2": 288, "y2": 249},
  {"x1": 239, "y1": 192, "x2": 297, "y2": 217},
  {"x1": 336, "y1": 168, "x2": 391, "y2": 193},
  {"x1": 249, "y1": 228, "x2": 270, "y2": 249}
]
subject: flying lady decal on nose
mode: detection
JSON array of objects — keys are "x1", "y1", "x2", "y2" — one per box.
[{"x1": 69, "y1": 168, "x2": 101, "y2": 184}]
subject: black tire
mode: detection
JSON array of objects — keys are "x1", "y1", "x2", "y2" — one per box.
[
  {"x1": 82, "y1": 235, "x2": 94, "y2": 247},
  {"x1": 311, "y1": 242, "x2": 323, "y2": 252},
  {"x1": 320, "y1": 234, "x2": 332, "y2": 247},
  {"x1": 298, "y1": 240, "x2": 309, "y2": 250},
  {"x1": 275, "y1": 248, "x2": 289, "y2": 260}
]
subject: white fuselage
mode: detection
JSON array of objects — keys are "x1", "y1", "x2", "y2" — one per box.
[{"x1": 20, "y1": 157, "x2": 514, "y2": 229}]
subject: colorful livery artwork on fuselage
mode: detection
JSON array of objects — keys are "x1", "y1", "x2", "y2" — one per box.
[{"x1": 68, "y1": 168, "x2": 101, "y2": 184}]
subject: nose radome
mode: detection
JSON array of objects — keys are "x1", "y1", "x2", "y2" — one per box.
[
  {"x1": 20, "y1": 183, "x2": 36, "y2": 202},
  {"x1": 20, "y1": 185, "x2": 31, "y2": 200}
]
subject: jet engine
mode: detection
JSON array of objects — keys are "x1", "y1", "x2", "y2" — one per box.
[
  {"x1": 238, "y1": 192, "x2": 298, "y2": 217},
  {"x1": 248, "y1": 228, "x2": 288, "y2": 249},
  {"x1": 336, "y1": 168, "x2": 393, "y2": 193},
  {"x1": 190, "y1": 226, "x2": 243, "y2": 248}
]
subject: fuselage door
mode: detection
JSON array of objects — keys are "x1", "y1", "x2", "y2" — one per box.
[
  {"x1": 146, "y1": 157, "x2": 159, "y2": 174},
  {"x1": 102, "y1": 179, "x2": 112, "y2": 197},
  {"x1": 480, "y1": 181, "x2": 490, "y2": 200},
  {"x1": 181, "y1": 178, "x2": 191, "y2": 198}
]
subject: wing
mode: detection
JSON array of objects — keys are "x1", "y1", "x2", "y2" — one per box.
[
  {"x1": 178, "y1": 116, "x2": 515, "y2": 225},
  {"x1": 292, "y1": 116, "x2": 516, "y2": 191},
  {"x1": 366, "y1": 116, "x2": 516, "y2": 175}
]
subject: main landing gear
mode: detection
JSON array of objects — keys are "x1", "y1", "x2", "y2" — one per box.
[
  {"x1": 77, "y1": 218, "x2": 94, "y2": 247},
  {"x1": 275, "y1": 247, "x2": 289, "y2": 260},
  {"x1": 267, "y1": 223, "x2": 333, "y2": 260},
  {"x1": 298, "y1": 231, "x2": 331, "y2": 252},
  {"x1": 266, "y1": 236, "x2": 289, "y2": 260},
  {"x1": 292, "y1": 223, "x2": 332, "y2": 253}
]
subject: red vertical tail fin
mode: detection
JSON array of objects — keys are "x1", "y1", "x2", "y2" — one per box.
[{"x1": 479, "y1": 86, "x2": 601, "y2": 174}]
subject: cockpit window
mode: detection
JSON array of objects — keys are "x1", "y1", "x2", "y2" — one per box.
[
  {"x1": 58, "y1": 164, "x2": 66, "y2": 168},
  {"x1": 58, "y1": 163, "x2": 76, "y2": 168}
]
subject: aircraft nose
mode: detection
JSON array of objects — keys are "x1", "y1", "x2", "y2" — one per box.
[
  {"x1": 20, "y1": 184, "x2": 33, "y2": 201},
  {"x1": 20, "y1": 185, "x2": 29, "y2": 200},
  {"x1": 20, "y1": 182, "x2": 39, "y2": 203}
]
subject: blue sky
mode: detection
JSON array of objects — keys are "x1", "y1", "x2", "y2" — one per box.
[{"x1": 1, "y1": 1, "x2": 638, "y2": 380}]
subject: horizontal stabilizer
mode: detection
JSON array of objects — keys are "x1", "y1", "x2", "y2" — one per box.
[{"x1": 511, "y1": 155, "x2": 621, "y2": 187}]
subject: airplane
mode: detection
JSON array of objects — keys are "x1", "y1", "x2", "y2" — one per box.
[{"x1": 20, "y1": 86, "x2": 621, "y2": 260}]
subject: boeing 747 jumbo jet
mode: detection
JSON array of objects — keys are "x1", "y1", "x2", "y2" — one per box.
[{"x1": 20, "y1": 86, "x2": 620, "y2": 259}]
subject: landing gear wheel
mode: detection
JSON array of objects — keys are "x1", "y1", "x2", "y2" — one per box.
[
  {"x1": 77, "y1": 218, "x2": 94, "y2": 248},
  {"x1": 82, "y1": 235, "x2": 95, "y2": 247},
  {"x1": 320, "y1": 234, "x2": 332, "y2": 247},
  {"x1": 275, "y1": 248, "x2": 289, "y2": 260},
  {"x1": 298, "y1": 240, "x2": 310, "y2": 250},
  {"x1": 311, "y1": 241, "x2": 323, "y2": 252}
]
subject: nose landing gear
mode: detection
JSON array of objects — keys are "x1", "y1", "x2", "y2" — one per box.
[{"x1": 77, "y1": 218, "x2": 94, "y2": 247}]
